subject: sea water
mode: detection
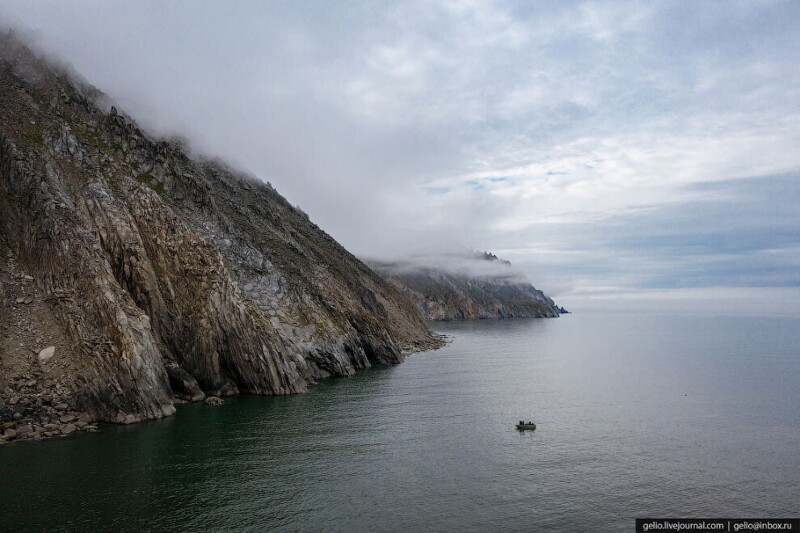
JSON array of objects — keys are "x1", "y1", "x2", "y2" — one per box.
[{"x1": 1, "y1": 311, "x2": 798, "y2": 531}]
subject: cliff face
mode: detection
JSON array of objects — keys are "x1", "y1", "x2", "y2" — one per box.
[
  {"x1": 369, "y1": 253, "x2": 563, "y2": 321},
  {"x1": 0, "y1": 34, "x2": 441, "y2": 436}
]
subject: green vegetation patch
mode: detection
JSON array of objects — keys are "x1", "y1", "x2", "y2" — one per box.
[
  {"x1": 20, "y1": 120, "x2": 44, "y2": 148},
  {"x1": 61, "y1": 108, "x2": 118, "y2": 154},
  {"x1": 81, "y1": 129, "x2": 112, "y2": 152},
  {"x1": 135, "y1": 172, "x2": 167, "y2": 198},
  {"x1": 520, "y1": 300, "x2": 553, "y2": 316}
]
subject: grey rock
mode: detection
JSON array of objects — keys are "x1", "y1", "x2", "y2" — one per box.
[
  {"x1": 59, "y1": 414, "x2": 77, "y2": 424},
  {"x1": 2, "y1": 428, "x2": 17, "y2": 441},
  {"x1": 0, "y1": 32, "x2": 443, "y2": 431},
  {"x1": 166, "y1": 364, "x2": 205, "y2": 402},
  {"x1": 204, "y1": 396, "x2": 224, "y2": 406},
  {"x1": 61, "y1": 423, "x2": 77, "y2": 435},
  {"x1": 38, "y1": 346, "x2": 56, "y2": 363}
]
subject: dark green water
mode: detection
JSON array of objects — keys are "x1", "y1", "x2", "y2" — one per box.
[{"x1": 1, "y1": 312, "x2": 799, "y2": 531}]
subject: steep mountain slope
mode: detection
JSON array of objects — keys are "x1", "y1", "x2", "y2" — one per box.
[
  {"x1": 370, "y1": 252, "x2": 565, "y2": 320},
  {"x1": 0, "y1": 33, "x2": 441, "y2": 438}
]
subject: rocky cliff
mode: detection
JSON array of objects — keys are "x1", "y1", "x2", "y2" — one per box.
[
  {"x1": 0, "y1": 33, "x2": 441, "y2": 441},
  {"x1": 369, "y1": 252, "x2": 565, "y2": 321}
]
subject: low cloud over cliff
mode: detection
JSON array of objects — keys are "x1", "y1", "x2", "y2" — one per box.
[
  {"x1": 3, "y1": 1, "x2": 799, "y2": 309},
  {"x1": 369, "y1": 251, "x2": 529, "y2": 284}
]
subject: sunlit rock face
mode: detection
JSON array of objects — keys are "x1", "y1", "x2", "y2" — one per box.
[{"x1": 0, "y1": 33, "x2": 441, "y2": 428}]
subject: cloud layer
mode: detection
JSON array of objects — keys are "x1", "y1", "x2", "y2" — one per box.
[{"x1": 2, "y1": 1, "x2": 799, "y2": 308}]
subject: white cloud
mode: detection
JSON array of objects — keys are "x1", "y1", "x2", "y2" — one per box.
[{"x1": 2, "y1": 0, "x2": 799, "y2": 304}]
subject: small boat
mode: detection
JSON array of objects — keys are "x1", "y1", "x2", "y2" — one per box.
[{"x1": 516, "y1": 421, "x2": 536, "y2": 430}]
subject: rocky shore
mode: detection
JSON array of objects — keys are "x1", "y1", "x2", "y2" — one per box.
[
  {"x1": 1, "y1": 400, "x2": 97, "y2": 444},
  {"x1": 1, "y1": 239, "x2": 100, "y2": 442},
  {"x1": 0, "y1": 32, "x2": 443, "y2": 443}
]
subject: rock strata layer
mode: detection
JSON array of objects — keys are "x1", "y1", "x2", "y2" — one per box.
[{"x1": 0, "y1": 33, "x2": 442, "y2": 438}]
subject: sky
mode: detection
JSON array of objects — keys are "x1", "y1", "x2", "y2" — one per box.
[{"x1": 2, "y1": 0, "x2": 799, "y2": 311}]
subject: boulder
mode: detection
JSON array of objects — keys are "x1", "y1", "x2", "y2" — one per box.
[{"x1": 38, "y1": 346, "x2": 55, "y2": 364}]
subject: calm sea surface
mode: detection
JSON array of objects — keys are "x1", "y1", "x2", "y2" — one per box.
[{"x1": 1, "y1": 312, "x2": 798, "y2": 531}]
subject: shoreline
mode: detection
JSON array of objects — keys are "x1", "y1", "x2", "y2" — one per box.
[{"x1": 1, "y1": 331, "x2": 449, "y2": 446}]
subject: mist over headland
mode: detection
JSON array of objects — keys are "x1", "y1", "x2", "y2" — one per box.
[{"x1": 2, "y1": 2, "x2": 799, "y2": 311}]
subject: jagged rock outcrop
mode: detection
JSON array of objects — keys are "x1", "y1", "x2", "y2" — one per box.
[
  {"x1": 370, "y1": 252, "x2": 563, "y2": 320},
  {"x1": 0, "y1": 32, "x2": 441, "y2": 437}
]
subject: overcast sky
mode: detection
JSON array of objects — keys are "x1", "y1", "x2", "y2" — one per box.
[{"x1": 2, "y1": 1, "x2": 799, "y2": 310}]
